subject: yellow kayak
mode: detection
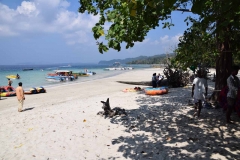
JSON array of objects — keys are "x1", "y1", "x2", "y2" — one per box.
[{"x1": 6, "y1": 75, "x2": 17, "y2": 79}]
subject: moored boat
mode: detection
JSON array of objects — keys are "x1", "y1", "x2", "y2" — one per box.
[
  {"x1": 23, "y1": 68, "x2": 33, "y2": 71},
  {"x1": 36, "y1": 86, "x2": 46, "y2": 93},
  {"x1": 24, "y1": 87, "x2": 38, "y2": 94},
  {"x1": 104, "y1": 62, "x2": 134, "y2": 71},
  {"x1": 46, "y1": 70, "x2": 75, "y2": 82},
  {"x1": 86, "y1": 71, "x2": 96, "y2": 75},
  {"x1": 0, "y1": 86, "x2": 16, "y2": 97},
  {"x1": 72, "y1": 70, "x2": 96, "y2": 77},
  {"x1": 24, "y1": 86, "x2": 46, "y2": 94}
]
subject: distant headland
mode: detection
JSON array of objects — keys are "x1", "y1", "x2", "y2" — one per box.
[{"x1": 98, "y1": 53, "x2": 174, "y2": 65}]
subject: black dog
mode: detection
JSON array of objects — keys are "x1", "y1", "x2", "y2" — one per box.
[{"x1": 98, "y1": 98, "x2": 127, "y2": 118}]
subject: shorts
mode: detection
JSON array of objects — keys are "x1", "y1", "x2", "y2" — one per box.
[
  {"x1": 194, "y1": 98, "x2": 202, "y2": 104},
  {"x1": 227, "y1": 97, "x2": 236, "y2": 107}
]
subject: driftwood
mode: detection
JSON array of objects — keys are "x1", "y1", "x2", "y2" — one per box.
[
  {"x1": 97, "y1": 98, "x2": 127, "y2": 118},
  {"x1": 117, "y1": 79, "x2": 168, "y2": 86}
]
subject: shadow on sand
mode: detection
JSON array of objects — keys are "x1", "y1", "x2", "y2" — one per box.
[
  {"x1": 22, "y1": 107, "x2": 35, "y2": 112},
  {"x1": 106, "y1": 87, "x2": 240, "y2": 159}
]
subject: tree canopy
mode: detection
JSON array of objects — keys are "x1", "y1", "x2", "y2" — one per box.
[
  {"x1": 79, "y1": 0, "x2": 240, "y2": 52},
  {"x1": 79, "y1": 0, "x2": 240, "y2": 89},
  {"x1": 79, "y1": 0, "x2": 188, "y2": 53}
]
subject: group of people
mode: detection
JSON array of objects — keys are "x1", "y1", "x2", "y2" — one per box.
[
  {"x1": 151, "y1": 73, "x2": 164, "y2": 88},
  {"x1": 151, "y1": 65, "x2": 239, "y2": 124},
  {"x1": 191, "y1": 65, "x2": 239, "y2": 123}
]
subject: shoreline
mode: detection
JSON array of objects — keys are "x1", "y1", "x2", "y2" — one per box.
[
  {"x1": 0, "y1": 68, "x2": 239, "y2": 160},
  {"x1": 0, "y1": 64, "x2": 151, "y2": 90}
]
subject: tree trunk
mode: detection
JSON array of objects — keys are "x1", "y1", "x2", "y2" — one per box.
[
  {"x1": 215, "y1": 29, "x2": 232, "y2": 91},
  {"x1": 215, "y1": 48, "x2": 232, "y2": 90},
  {"x1": 211, "y1": 23, "x2": 232, "y2": 103}
]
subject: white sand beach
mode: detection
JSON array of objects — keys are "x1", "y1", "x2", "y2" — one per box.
[{"x1": 0, "y1": 68, "x2": 239, "y2": 160}]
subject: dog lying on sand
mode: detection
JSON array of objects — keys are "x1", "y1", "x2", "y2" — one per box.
[{"x1": 97, "y1": 98, "x2": 127, "y2": 118}]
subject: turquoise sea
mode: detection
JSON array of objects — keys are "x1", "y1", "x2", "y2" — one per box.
[{"x1": 0, "y1": 64, "x2": 151, "y2": 90}]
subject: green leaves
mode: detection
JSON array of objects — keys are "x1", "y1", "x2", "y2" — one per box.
[
  {"x1": 191, "y1": 0, "x2": 204, "y2": 14},
  {"x1": 79, "y1": 0, "x2": 240, "y2": 63},
  {"x1": 92, "y1": 25, "x2": 104, "y2": 39},
  {"x1": 79, "y1": 0, "x2": 173, "y2": 53},
  {"x1": 164, "y1": 0, "x2": 176, "y2": 9},
  {"x1": 98, "y1": 42, "x2": 109, "y2": 54},
  {"x1": 173, "y1": 19, "x2": 218, "y2": 69}
]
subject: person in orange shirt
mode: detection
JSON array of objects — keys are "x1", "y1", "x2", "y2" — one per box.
[{"x1": 16, "y1": 82, "x2": 25, "y2": 112}]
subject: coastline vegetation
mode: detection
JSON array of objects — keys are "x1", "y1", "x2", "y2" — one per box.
[{"x1": 126, "y1": 54, "x2": 174, "y2": 65}]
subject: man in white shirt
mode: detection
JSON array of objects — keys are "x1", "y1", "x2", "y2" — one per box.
[
  {"x1": 157, "y1": 73, "x2": 164, "y2": 87},
  {"x1": 192, "y1": 70, "x2": 208, "y2": 117},
  {"x1": 226, "y1": 65, "x2": 240, "y2": 123}
]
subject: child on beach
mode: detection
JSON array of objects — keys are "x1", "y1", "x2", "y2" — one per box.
[{"x1": 192, "y1": 70, "x2": 208, "y2": 117}]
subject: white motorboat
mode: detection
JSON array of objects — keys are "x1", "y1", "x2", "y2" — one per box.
[
  {"x1": 104, "y1": 62, "x2": 134, "y2": 71},
  {"x1": 46, "y1": 70, "x2": 75, "y2": 82}
]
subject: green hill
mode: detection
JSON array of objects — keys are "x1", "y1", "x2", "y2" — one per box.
[{"x1": 98, "y1": 54, "x2": 174, "y2": 65}]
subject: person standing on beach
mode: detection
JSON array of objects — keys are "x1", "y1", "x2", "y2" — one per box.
[
  {"x1": 192, "y1": 70, "x2": 208, "y2": 117},
  {"x1": 16, "y1": 82, "x2": 25, "y2": 112},
  {"x1": 8, "y1": 78, "x2": 12, "y2": 86},
  {"x1": 152, "y1": 73, "x2": 157, "y2": 88},
  {"x1": 226, "y1": 65, "x2": 240, "y2": 123},
  {"x1": 157, "y1": 73, "x2": 164, "y2": 87}
]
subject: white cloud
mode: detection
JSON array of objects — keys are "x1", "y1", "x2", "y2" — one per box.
[
  {"x1": 0, "y1": 4, "x2": 17, "y2": 23},
  {"x1": 153, "y1": 34, "x2": 181, "y2": 45},
  {"x1": 135, "y1": 38, "x2": 150, "y2": 45},
  {"x1": 17, "y1": 1, "x2": 38, "y2": 17},
  {"x1": 0, "y1": 0, "x2": 98, "y2": 44},
  {"x1": 0, "y1": 25, "x2": 18, "y2": 36}
]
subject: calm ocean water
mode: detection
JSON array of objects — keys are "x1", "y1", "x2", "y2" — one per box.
[{"x1": 0, "y1": 64, "x2": 151, "y2": 90}]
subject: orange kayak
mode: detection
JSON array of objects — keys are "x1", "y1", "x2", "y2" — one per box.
[{"x1": 144, "y1": 87, "x2": 168, "y2": 95}]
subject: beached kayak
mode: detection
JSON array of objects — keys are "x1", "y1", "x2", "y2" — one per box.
[
  {"x1": 24, "y1": 87, "x2": 46, "y2": 94},
  {"x1": 144, "y1": 87, "x2": 169, "y2": 95},
  {"x1": 0, "y1": 86, "x2": 16, "y2": 97}
]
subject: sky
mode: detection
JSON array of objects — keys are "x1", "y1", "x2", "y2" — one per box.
[{"x1": 0, "y1": 0, "x2": 196, "y2": 65}]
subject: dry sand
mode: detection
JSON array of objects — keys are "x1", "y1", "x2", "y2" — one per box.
[{"x1": 0, "y1": 68, "x2": 239, "y2": 160}]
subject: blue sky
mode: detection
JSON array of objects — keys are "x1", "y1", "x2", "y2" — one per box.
[{"x1": 0, "y1": 0, "x2": 195, "y2": 65}]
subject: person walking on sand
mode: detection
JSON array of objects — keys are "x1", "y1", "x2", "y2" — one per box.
[
  {"x1": 192, "y1": 70, "x2": 208, "y2": 117},
  {"x1": 226, "y1": 65, "x2": 240, "y2": 123},
  {"x1": 8, "y1": 78, "x2": 12, "y2": 86},
  {"x1": 16, "y1": 82, "x2": 25, "y2": 112}
]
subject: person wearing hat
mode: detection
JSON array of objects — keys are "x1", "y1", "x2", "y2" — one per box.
[{"x1": 16, "y1": 82, "x2": 25, "y2": 112}]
